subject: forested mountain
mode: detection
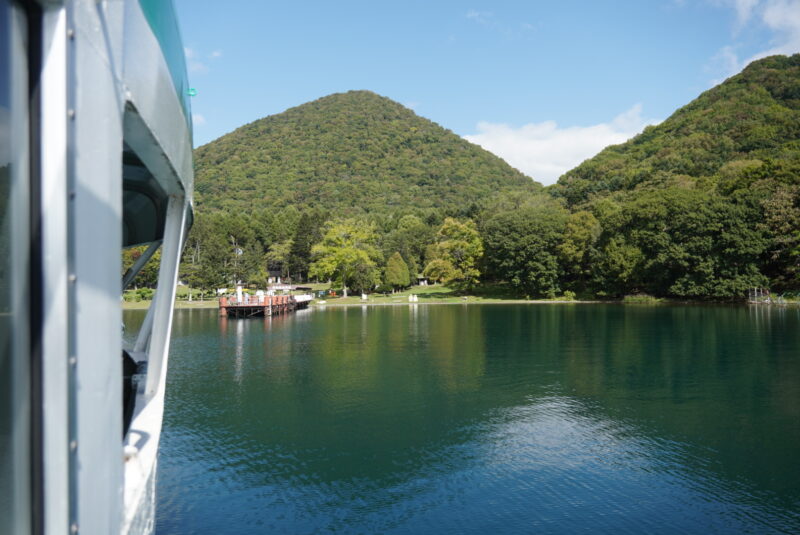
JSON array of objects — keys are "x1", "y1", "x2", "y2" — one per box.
[
  {"x1": 165, "y1": 57, "x2": 799, "y2": 299},
  {"x1": 522, "y1": 55, "x2": 800, "y2": 296},
  {"x1": 194, "y1": 90, "x2": 539, "y2": 216},
  {"x1": 554, "y1": 55, "x2": 800, "y2": 206}
]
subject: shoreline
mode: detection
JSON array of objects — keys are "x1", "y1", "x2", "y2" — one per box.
[
  {"x1": 311, "y1": 299, "x2": 601, "y2": 307},
  {"x1": 121, "y1": 298, "x2": 596, "y2": 310},
  {"x1": 122, "y1": 298, "x2": 796, "y2": 310}
]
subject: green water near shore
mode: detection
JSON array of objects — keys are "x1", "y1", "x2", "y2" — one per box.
[{"x1": 131, "y1": 304, "x2": 800, "y2": 534}]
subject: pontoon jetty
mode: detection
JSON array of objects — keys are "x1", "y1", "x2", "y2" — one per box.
[{"x1": 219, "y1": 286, "x2": 313, "y2": 318}]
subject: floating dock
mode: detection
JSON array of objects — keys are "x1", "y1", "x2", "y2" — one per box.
[{"x1": 218, "y1": 294, "x2": 312, "y2": 318}]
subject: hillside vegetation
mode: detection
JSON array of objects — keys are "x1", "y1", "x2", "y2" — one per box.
[
  {"x1": 554, "y1": 55, "x2": 800, "y2": 205},
  {"x1": 541, "y1": 55, "x2": 800, "y2": 295},
  {"x1": 153, "y1": 57, "x2": 800, "y2": 300},
  {"x1": 194, "y1": 90, "x2": 539, "y2": 217}
]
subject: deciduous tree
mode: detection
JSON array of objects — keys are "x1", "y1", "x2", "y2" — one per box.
[
  {"x1": 423, "y1": 218, "x2": 483, "y2": 290},
  {"x1": 309, "y1": 218, "x2": 382, "y2": 296}
]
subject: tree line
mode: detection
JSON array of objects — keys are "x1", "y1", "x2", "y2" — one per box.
[
  {"x1": 124, "y1": 180, "x2": 797, "y2": 300},
  {"x1": 124, "y1": 56, "x2": 800, "y2": 299}
]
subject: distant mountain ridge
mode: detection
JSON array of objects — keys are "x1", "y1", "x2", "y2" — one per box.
[
  {"x1": 554, "y1": 54, "x2": 800, "y2": 205},
  {"x1": 193, "y1": 90, "x2": 539, "y2": 216}
]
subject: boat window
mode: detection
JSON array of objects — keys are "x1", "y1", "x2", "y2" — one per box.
[
  {"x1": 0, "y1": 1, "x2": 31, "y2": 533},
  {"x1": 122, "y1": 143, "x2": 168, "y2": 247}
]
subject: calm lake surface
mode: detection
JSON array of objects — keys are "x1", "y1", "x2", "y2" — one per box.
[{"x1": 125, "y1": 304, "x2": 800, "y2": 534}]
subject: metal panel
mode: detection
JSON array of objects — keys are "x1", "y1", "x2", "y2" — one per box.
[
  {"x1": 67, "y1": 0, "x2": 125, "y2": 532},
  {"x1": 39, "y1": 4, "x2": 70, "y2": 534},
  {"x1": 136, "y1": 0, "x2": 191, "y2": 128},
  {"x1": 122, "y1": 0, "x2": 193, "y2": 200}
]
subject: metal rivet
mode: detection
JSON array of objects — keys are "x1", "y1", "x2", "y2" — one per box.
[
  {"x1": 67, "y1": 109, "x2": 75, "y2": 120},
  {"x1": 68, "y1": 190, "x2": 75, "y2": 200},
  {"x1": 68, "y1": 274, "x2": 76, "y2": 283},
  {"x1": 67, "y1": 28, "x2": 74, "y2": 40},
  {"x1": 70, "y1": 523, "x2": 78, "y2": 534},
  {"x1": 69, "y1": 356, "x2": 77, "y2": 366},
  {"x1": 69, "y1": 440, "x2": 77, "y2": 452}
]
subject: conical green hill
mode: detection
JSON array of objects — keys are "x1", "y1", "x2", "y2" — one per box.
[{"x1": 194, "y1": 90, "x2": 539, "y2": 215}]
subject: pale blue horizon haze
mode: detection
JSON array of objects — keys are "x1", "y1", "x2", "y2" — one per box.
[{"x1": 175, "y1": 0, "x2": 800, "y2": 184}]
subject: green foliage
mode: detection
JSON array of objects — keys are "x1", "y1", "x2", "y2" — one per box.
[
  {"x1": 482, "y1": 198, "x2": 569, "y2": 298},
  {"x1": 384, "y1": 252, "x2": 411, "y2": 290},
  {"x1": 266, "y1": 239, "x2": 292, "y2": 279},
  {"x1": 622, "y1": 294, "x2": 662, "y2": 304},
  {"x1": 554, "y1": 55, "x2": 800, "y2": 207},
  {"x1": 309, "y1": 218, "x2": 382, "y2": 295},
  {"x1": 381, "y1": 214, "x2": 432, "y2": 278},
  {"x1": 424, "y1": 218, "x2": 483, "y2": 290},
  {"x1": 176, "y1": 57, "x2": 799, "y2": 299},
  {"x1": 288, "y1": 211, "x2": 326, "y2": 281},
  {"x1": 549, "y1": 55, "x2": 800, "y2": 296},
  {"x1": 588, "y1": 188, "x2": 768, "y2": 297},
  {"x1": 558, "y1": 211, "x2": 602, "y2": 290},
  {"x1": 122, "y1": 287, "x2": 155, "y2": 302},
  {"x1": 122, "y1": 246, "x2": 161, "y2": 288},
  {"x1": 422, "y1": 258, "x2": 456, "y2": 284},
  {"x1": 180, "y1": 211, "x2": 266, "y2": 290},
  {"x1": 194, "y1": 90, "x2": 539, "y2": 217},
  {"x1": 760, "y1": 184, "x2": 800, "y2": 288},
  {"x1": 561, "y1": 290, "x2": 576, "y2": 301}
]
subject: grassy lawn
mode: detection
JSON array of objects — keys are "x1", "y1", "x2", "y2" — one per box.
[
  {"x1": 130, "y1": 283, "x2": 759, "y2": 310},
  {"x1": 313, "y1": 283, "x2": 582, "y2": 306},
  {"x1": 122, "y1": 298, "x2": 218, "y2": 310},
  {"x1": 122, "y1": 285, "x2": 785, "y2": 310},
  {"x1": 122, "y1": 282, "x2": 596, "y2": 310},
  {"x1": 123, "y1": 284, "x2": 218, "y2": 309}
]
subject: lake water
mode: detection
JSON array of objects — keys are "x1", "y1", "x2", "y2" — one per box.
[{"x1": 125, "y1": 304, "x2": 800, "y2": 534}]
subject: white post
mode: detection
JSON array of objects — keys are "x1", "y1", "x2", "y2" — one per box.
[
  {"x1": 39, "y1": 6, "x2": 70, "y2": 531},
  {"x1": 145, "y1": 197, "x2": 188, "y2": 396}
]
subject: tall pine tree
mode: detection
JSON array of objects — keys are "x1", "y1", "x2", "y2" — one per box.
[{"x1": 288, "y1": 212, "x2": 324, "y2": 281}]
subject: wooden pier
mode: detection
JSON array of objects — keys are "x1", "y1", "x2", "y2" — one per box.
[{"x1": 218, "y1": 294, "x2": 312, "y2": 318}]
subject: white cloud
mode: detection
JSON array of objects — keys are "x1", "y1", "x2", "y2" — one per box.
[
  {"x1": 760, "y1": 0, "x2": 800, "y2": 55},
  {"x1": 209, "y1": 50, "x2": 223, "y2": 59},
  {"x1": 464, "y1": 105, "x2": 659, "y2": 185},
  {"x1": 710, "y1": 0, "x2": 800, "y2": 79},
  {"x1": 192, "y1": 113, "x2": 207, "y2": 126},
  {"x1": 732, "y1": 0, "x2": 760, "y2": 26},
  {"x1": 184, "y1": 46, "x2": 213, "y2": 74}
]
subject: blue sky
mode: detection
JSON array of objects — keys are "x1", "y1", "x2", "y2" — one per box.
[{"x1": 175, "y1": 0, "x2": 800, "y2": 184}]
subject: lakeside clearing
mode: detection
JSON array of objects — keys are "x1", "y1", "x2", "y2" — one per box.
[
  {"x1": 122, "y1": 284, "x2": 590, "y2": 310},
  {"x1": 122, "y1": 284, "x2": 799, "y2": 310}
]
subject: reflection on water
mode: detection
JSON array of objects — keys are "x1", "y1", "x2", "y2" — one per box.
[{"x1": 131, "y1": 304, "x2": 800, "y2": 534}]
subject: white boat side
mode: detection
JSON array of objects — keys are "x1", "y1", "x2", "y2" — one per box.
[{"x1": 2, "y1": 1, "x2": 193, "y2": 534}]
